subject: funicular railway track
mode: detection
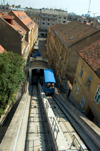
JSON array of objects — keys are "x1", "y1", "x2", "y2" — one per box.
[
  {"x1": 25, "y1": 85, "x2": 54, "y2": 151},
  {"x1": 38, "y1": 83, "x2": 89, "y2": 151},
  {"x1": 1, "y1": 83, "x2": 100, "y2": 151},
  {"x1": 25, "y1": 83, "x2": 100, "y2": 151},
  {"x1": 47, "y1": 96, "x2": 88, "y2": 151},
  {"x1": 52, "y1": 94, "x2": 100, "y2": 151}
]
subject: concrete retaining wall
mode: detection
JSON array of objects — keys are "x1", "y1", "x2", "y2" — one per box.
[{"x1": 0, "y1": 82, "x2": 31, "y2": 151}]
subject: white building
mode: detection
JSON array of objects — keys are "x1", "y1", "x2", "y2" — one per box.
[{"x1": 25, "y1": 8, "x2": 68, "y2": 37}]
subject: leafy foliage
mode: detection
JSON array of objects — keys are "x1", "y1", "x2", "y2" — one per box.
[{"x1": 0, "y1": 51, "x2": 25, "y2": 115}]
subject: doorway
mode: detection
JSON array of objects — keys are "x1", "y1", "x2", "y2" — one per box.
[{"x1": 86, "y1": 107, "x2": 95, "y2": 122}]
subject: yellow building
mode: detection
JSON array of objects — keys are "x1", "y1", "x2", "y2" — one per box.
[
  {"x1": 47, "y1": 21, "x2": 100, "y2": 89},
  {"x1": 9, "y1": 11, "x2": 38, "y2": 57},
  {"x1": 29, "y1": 22, "x2": 38, "y2": 52},
  {"x1": 71, "y1": 40, "x2": 100, "y2": 127},
  {"x1": 47, "y1": 26, "x2": 69, "y2": 88}
]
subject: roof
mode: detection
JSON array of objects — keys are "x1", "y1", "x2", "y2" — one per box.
[
  {"x1": 49, "y1": 21, "x2": 99, "y2": 47},
  {"x1": 11, "y1": 20, "x2": 26, "y2": 36},
  {"x1": 0, "y1": 45, "x2": 5, "y2": 53},
  {"x1": 12, "y1": 11, "x2": 35, "y2": 30},
  {"x1": 0, "y1": 15, "x2": 26, "y2": 36},
  {"x1": 44, "y1": 69, "x2": 56, "y2": 83},
  {"x1": 30, "y1": 61, "x2": 48, "y2": 69},
  {"x1": 2, "y1": 15, "x2": 14, "y2": 19},
  {"x1": 78, "y1": 40, "x2": 100, "y2": 78}
]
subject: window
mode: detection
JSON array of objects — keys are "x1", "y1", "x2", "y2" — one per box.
[
  {"x1": 63, "y1": 21, "x2": 66, "y2": 23},
  {"x1": 43, "y1": 18, "x2": 45, "y2": 21},
  {"x1": 80, "y1": 96, "x2": 85, "y2": 108},
  {"x1": 59, "y1": 17, "x2": 61, "y2": 19},
  {"x1": 86, "y1": 74, "x2": 92, "y2": 89},
  {"x1": 64, "y1": 17, "x2": 66, "y2": 19},
  {"x1": 42, "y1": 22, "x2": 45, "y2": 25},
  {"x1": 48, "y1": 19, "x2": 50, "y2": 21},
  {"x1": 80, "y1": 66, "x2": 84, "y2": 77},
  {"x1": 48, "y1": 23, "x2": 50, "y2": 25},
  {"x1": 75, "y1": 85, "x2": 79, "y2": 95},
  {"x1": 94, "y1": 86, "x2": 100, "y2": 104}
]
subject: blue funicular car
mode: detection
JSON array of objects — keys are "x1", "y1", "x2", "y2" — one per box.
[{"x1": 43, "y1": 69, "x2": 56, "y2": 95}]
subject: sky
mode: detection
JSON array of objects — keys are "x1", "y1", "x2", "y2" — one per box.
[{"x1": 1, "y1": 0, "x2": 100, "y2": 16}]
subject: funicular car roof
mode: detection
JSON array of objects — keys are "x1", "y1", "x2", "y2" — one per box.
[{"x1": 44, "y1": 69, "x2": 56, "y2": 83}]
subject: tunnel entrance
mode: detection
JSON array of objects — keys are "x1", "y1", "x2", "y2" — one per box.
[{"x1": 31, "y1": 69, "x2": 44, "y2": 85}]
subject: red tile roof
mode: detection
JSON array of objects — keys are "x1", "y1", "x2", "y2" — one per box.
[
  {"x1": 11, "y1": 20, "x2": 26, "y2": 36},
  {"x1": 0, "y1": 45, "x2": 5, "y2": 53},
  {"x1": 2, "y1": 15, "x2": 14, "y2": 20},
  {"x1": 1, "y1": 15, "x2": 26, "y2": 36},
  {"x1": 12, "y1": 11, "x2": 35, "y2": 30},
  {"x1": 0, "y1": 13, "x2": 2, "y2": 17},
  {"x1": 78, "y1": 40, "x2": 100, "y2": 78},
  {"x1": 86, "y1": 22, "x2": 91, "y2": 26},
  {"x1": 34, "y1": 23, "x2": 38, "y2": 30},
  {"x1": 49, "y1": 21, "x2": 98, "y2": 47}
]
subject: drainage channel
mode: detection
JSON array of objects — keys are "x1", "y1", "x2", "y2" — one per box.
[{"x1": 25, "y1": 85, "x2": 54, "y2": 151}]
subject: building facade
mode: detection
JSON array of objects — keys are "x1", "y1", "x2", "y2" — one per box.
[
  {"x1": 47, "y1": 27, "x2": 69, "y2": 90},
  {"x1": 71, "y1": 40, "x2": 100, "y2": 127},
  {"x1": 47, "y1": 21, "x2": 100, "y2": 88},
  {"x1": 0, "y1": 14, "x2": 29, "y2": 60},
  {"x1": 0, "y1": 4, "x2": 11, "y2": 10},
  {"x1": 0, "y1": 9, "x2": 38, "y2": 60},
  {"x1": 25, "y1": 8, "x2": 68, "y2": 37},
  {"x1": 9, "y1": 11, "x2": 38, "y2": 54}
]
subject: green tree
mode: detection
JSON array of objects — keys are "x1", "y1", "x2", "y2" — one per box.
[{"x1": 0, "y1": 51, "x2": 25, "y2": 115}]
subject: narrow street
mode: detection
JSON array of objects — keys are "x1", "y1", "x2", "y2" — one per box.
[{"x1": 38, "y1": 38, "x2": 47, "y2": 58}]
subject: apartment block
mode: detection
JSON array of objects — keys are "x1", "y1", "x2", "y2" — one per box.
[
  {"x1": 71, "y1": 40, "x2": 100, "y2": 127},
  {"x1": 9, "y1": 11, "x2": 38, "y2": 53},
  {"x1": 47, "y1": 21, "x2": 100, "y2": 88},
  {"x1": 25, "y1": 8, "x2": 68, "y2": 37},
  {"x1": 0, "y1": 14, "x2": 28, "y2": 59},
  {"x1": 0, "y1": 10, "x2": 38, "y2": 60}
]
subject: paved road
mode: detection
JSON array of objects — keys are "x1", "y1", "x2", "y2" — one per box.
[{"x1": 38, "y1": 38, "x2": 47, "y2": 58}]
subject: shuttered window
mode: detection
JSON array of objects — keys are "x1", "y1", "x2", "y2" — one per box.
[
  {"x1": 80, "y1": 96, "x2": 85, "y2": 108},
  {"x1": 94, "y1": 86, "x2": 100, "y2": 104},
  {"x1": 80, "y1": 66, "x2": 84, "y2": 78},
  {"x1": 75, "y1": 85, "x2": 79, "y2": 95}
]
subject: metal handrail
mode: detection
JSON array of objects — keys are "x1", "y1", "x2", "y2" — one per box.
[{"x1": 51, "y1": 117, "x2": 59, "y2": 141}]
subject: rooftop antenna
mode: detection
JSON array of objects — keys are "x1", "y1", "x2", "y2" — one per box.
[{"x1": 88, "y1": 0, "x2": 91, "y2": 15}]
